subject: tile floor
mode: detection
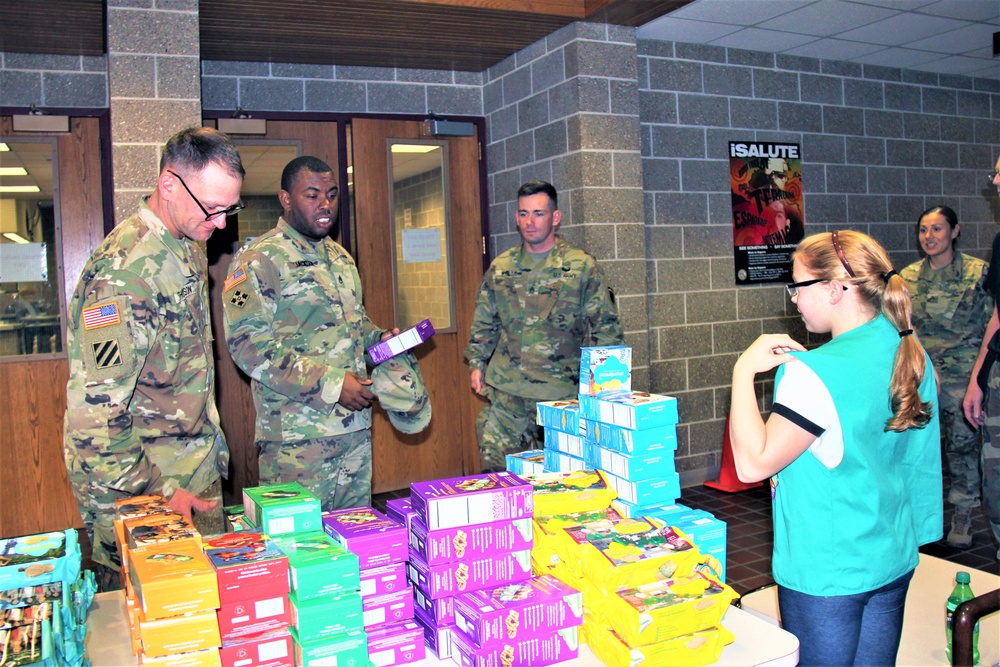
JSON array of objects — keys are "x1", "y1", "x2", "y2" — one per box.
[{"x1": 373, "y1": 472, "x2": 999, "y2": 597}]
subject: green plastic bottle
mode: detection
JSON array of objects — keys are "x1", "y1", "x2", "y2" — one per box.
[{"x1": 946, "y1": 571, "x2": 980, "y2": 664}]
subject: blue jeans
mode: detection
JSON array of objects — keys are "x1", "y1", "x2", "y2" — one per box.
[{"x1": 777, "y1": 569, "x2": 914, "y2": 666}]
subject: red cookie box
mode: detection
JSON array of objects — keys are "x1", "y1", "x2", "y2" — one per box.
[
  {"x1": 363, "y1": 586, "x2": 415, "y2": 627},
  {"x1": 413, "y1": 586, "x2": 454, "y2": 625},
  {"x1": 410, "y1": 516, "x2": 533, "y2": 565},
  {"x1": 219, "y1": 628, "x2": 294, "y2": 667},
  {"x1": 366, "y1": 619, "x2": 426, "y2": 667},
  {"x1": 450, "y1": 624, "x2": 580, "y2": 667},
  {"x1": 217, "y1": 593, "x2": 291, "y2": 641},
  {"x1": 413, "y1": 606, "x2": 457, "y2": 660},
  {"x1": 321, "y1": 506, "x2": 408, "y2": 569},
  {"x1": 453, "y1": 575, "x2": 583, "y2": 648},
  {"x1": 406, "y1": 548, "x2": 532, "y2": 600},
  {"x1": 409, "y1": 472, "x2": 534, "y2": 531},
  {"x1": 203, "y1": 532, "x2": 290, "y2": 606},
  {"x1": 361, "y1": 562, "x2": 408, "y2": 598}
]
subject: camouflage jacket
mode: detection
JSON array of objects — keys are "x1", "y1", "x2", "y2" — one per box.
[
  {"x1": 223, "y1": 219, "x2": 385, "y2": 443},
  {"x1": 465, "y1": 237, "x2": 624, "y2": 400},
  {"x1": 63, "y1": 200, "x2": 228, "y2": 508},
  {"x1": 900, "y1": 252, "x2": 992, "y2": 377}
]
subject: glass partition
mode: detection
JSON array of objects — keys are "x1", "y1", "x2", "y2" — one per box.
[
  {"x1": 388, "y1": 142, "x2": 454, "y2": 331},
  {"x1": 0, "y1": 139, "x2": 65, "y2": 358}
]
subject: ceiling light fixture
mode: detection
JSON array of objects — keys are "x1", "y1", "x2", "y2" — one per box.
[
  {"x1": 0, "y1": 168, "x2": 29, "y2": 176},
  {"x1": 0, "y1": 186, "x2": 41, "y2": 193},
  {"x1": 3, "y1": 232, "x2": 30, "y2": 244}
]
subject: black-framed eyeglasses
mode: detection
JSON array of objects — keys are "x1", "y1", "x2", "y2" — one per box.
[
  {"x1": 786, "y1": 278, "x2": 849, "y2": 297},
  {"x1": 167, "y1": 169, "x2": 245, "y2": 221},
  {"x1": 989, "y1": 171, "x2": 999, "y2": 183}
]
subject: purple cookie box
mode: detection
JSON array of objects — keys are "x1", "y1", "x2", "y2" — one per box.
[
  {"x1": 413, "y1": 585, "x2": 455, "y2": 625},
  {"x1": 453, "y1": 575, "x2": 584, "y2": 648},
  {"x1": 361, "y1": 561, "x2": 408, "y2": 598},
  {"x1": 385, "y1": 497, "x2": 416, "y2": 532},
  {"x1": 409, "y1": 472, "x2": 534, "y2": 531},
  {"x1": 366, "y1": 619, "x2": 426, "y2": 666},
  {"x1": 409, "y1": 516, "x2": 533, "y2": 566},
  {"x1": 406, "y1": 547, "x2": 532, "y2": 600},
  {"x1": 368, "y1": 319, "x2": 435, "y2": 365},
  {"x1": 413, "y1": 606, "x2": 457, "y2": 660},
  {"x1": 321, "y1": 506, "x2": 408, "y2": 569},
  {"x1": 363, "y1": 586, "x2": 415, "y2": 628},
  {"x1": 451, "y1": 625, "x2": 579, "y2": 667}
]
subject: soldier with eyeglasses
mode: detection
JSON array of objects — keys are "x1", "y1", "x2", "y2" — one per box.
[{"x1": 63, "y1": 127, "x2": 245, "y2": 589}]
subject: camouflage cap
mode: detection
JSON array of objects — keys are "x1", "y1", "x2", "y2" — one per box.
[{"x1": 370, "y1": 351, "x2": 431, "y2": 433}]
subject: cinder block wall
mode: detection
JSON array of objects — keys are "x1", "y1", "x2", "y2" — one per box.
[{"x1": 638, "y1": 39, "x2": 1000, "y2": 479}]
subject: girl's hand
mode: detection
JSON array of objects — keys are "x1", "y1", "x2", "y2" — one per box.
[{"x1": 734, "y1": 334, "x2": 806, "y2": 376}]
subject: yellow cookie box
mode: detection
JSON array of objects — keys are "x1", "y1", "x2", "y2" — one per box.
[
  {"x1": 595, "y1": 570, "x2": 739, "y2": 646},
  {"x1": 588, "y1": 624, "x2": 735, "y2": 667},
  {"x1": 136, "y1": 607, "x2": 222, "y2": 658},
  {"x1": 129, "y1": 544, "x2": 220, "y2": 620},
  {"x1": 526, "y1": 470, "x2": 616, "y2": 521},
  {"x1": 139, "y1": 647, "x2": 222, "y2": 667}
]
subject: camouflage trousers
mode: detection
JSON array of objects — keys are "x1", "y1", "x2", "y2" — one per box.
[
  {"x1": 86, "y1": 478, "x2": 224, "y2": 591},
  {"x1": 938, "y1": 379, "x2": 984, "y2": 509},
  {"x1": 979, "y1": 366, "x2": 1000, "y2": 550},
  {"x1": 476, "y1": 386, "x2": 544, "y2": 472},
  {"x1": 258, "y1": 430, "x2": 372, "y2": 511}
]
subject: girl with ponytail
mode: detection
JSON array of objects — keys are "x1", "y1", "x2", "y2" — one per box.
[{"x1": 729, "y1": 229, "x2": 943, "y2": 666}]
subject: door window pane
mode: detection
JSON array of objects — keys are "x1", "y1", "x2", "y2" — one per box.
[
  {"x1": 0, "y1": 139, "x2": 65, "y2": 358},
  {"x1": 389, "y1": 142, "x2": 453, "y2": 331}
]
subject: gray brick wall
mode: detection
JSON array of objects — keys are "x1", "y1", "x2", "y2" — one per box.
[
  {"x1": 640, "y1": 39, "x2": 1000, "y2": 478},
  {"x1": 0, "y1": 53, "x2": 108, "y2": 108}
]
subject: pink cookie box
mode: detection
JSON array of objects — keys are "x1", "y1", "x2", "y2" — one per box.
[
  {"x1": 409, "y1": 516, "x2": 533, "y2": 565},
  {"x1": 413, "y1": 586, "x2": 455, "y2": 625},
  {"x1": 217, "y1": 593, "x2": 291, "y2": 641},
  {"x1": 409, "y1": 472, "x2": 533, "y2": 531},
  {"x1": 450, "y1": 624, "x2": 579, "y2": 667},
  {"x1": 361, "y1": 561, "x2": 408, "y2": 598},
  {"x1": 453, "y1": 575, "x2": 583, "y2": 648},
  {"x1": 220, "y1": 628, "x2": 293, "y2": 667},
  {"x1": 366, "y1": 619, "x2": 427, "y2": 666},
  {"x1": 406, "y1": 548, "x2": 532, "y2": 600},
  {"x1": 322, "y1": 506, "x2": 408, "y2": 570},
  {"x1": 413, "y1": 606, "x2": 457, "y2": 660},
  {"x1": 363, "y1": 586, "x2": 415, "y2": 627},
  {"x1": 203, "y1": 532, "x2": 290, "y2": 606},
  {"x1": 385, "y1": 497, "x2": 417, "y2": 532}
]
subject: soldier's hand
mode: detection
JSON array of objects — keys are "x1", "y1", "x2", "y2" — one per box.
[
  {"x1": 168, "y1": 488, "x2": 218, "y2": 524},
  {"x1": 341, "y1": 371, "x2": 376, "y2": 410},
  {"x1": 380, "y1": 328, "x2": 400, "y2": 342},
  {"x1": 964, "y1": 383, "x2": 985, "y2": 428},
  {"x1": 470, "y1": 369, "x2": 486, "y2": 395}
]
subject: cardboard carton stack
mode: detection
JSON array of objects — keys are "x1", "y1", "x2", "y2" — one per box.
[
  {"x1": 203, "y1": 532, "x2": 294, "y2": 667},
  {"x1": 534, "y1": 398, "x2": 585, "y2": 473},
  {"x1": 322, "y1": 507, "x2": 424, "y2": 667},
  {"x1": 406, "y1": 472, "x2": 534, "y2": 662},
  {"x1": 0, "y1": 529, "x2": 96, "y2": 667}
]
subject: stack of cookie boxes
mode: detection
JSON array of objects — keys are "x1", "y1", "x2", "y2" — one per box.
[
  {"x1": 0, "y1": 529, "x2": 96, "y2": 667},
  {"x1": 321, "y1": 507, "x2": 426, "y2": 667},
  {"x1": 237, "y1": 482, "x2": 368, "y2": 667},
  {"x1": 113, "y1": 494, "x2": 225, "y2": 665},
  {"x1": 526, "y1": 477, "x2": 740, "y2": 666},
  {"x1": 400, "y1": 472, "x2": 543, "y2": 662}
]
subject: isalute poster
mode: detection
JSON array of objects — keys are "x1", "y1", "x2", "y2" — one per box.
[{"x1": 729, "y1": 141, "x2": 804, "y2": 285}]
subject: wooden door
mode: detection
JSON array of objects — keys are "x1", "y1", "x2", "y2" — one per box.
[
  {"x1": 205, "y1": 120, "x2": 339, "y2": 505},
  {"x1": 0, "y1": 117, "x2": 104, "y2": 538},
  {"x1": 352, "y1": 118, "x2": 485, "y2": 492}
]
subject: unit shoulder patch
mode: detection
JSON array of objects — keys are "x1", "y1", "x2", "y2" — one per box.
[{"x1": 80, "y1": 294, "x2": 136, "y2": 383}]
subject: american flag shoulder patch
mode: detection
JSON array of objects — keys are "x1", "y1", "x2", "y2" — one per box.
[
  {"x1": 82, "y1": 302, "x2": 121, "y2": 330},
  {"x1": 224, "y1": 266, "x2": 247, "y2": 292}
]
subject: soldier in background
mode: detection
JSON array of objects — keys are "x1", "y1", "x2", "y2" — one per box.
[
  {"x1": 223, "y1": 156, "x2": 425, "y2": 511},
  {"x1": 900, "y1": 205, "x2": 991, "y2": 549},
  {"x1": 465, "y1": 180, "x2": 624, "y2": 471},
  {"x1": 64, "y1": 127, "x2": 245, "y2": 587}
]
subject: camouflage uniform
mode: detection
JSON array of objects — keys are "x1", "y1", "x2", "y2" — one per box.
[
  {"x1": 64, "y1": 200, "x2": 228, "y2": 569},
  {"x1": 223, "y1": 218, "x2": 386, "y2": 510},
  {"x1": 980, "y1": 233, "x2": 1000, "y2": 553},
  {"x1": 465, "y1": 237, "x2": 623, "y2": 470},
  {"x1": 901, "y1": 252, "x2": 991, "y2": 512}
]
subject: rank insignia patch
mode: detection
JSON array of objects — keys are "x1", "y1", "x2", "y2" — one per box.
[
  {"x1": 92, "y1": 339, "x2": 122, "y2": 369},
  {"x1": 229, "y1": 289, "x2": 249, "y2": 308},
  {"x1": 82, "y1": 302, "x2": 121, "y2": 330},
  {"x1": 224, "y1": 266, "x2": 247, "y2": 292}
]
